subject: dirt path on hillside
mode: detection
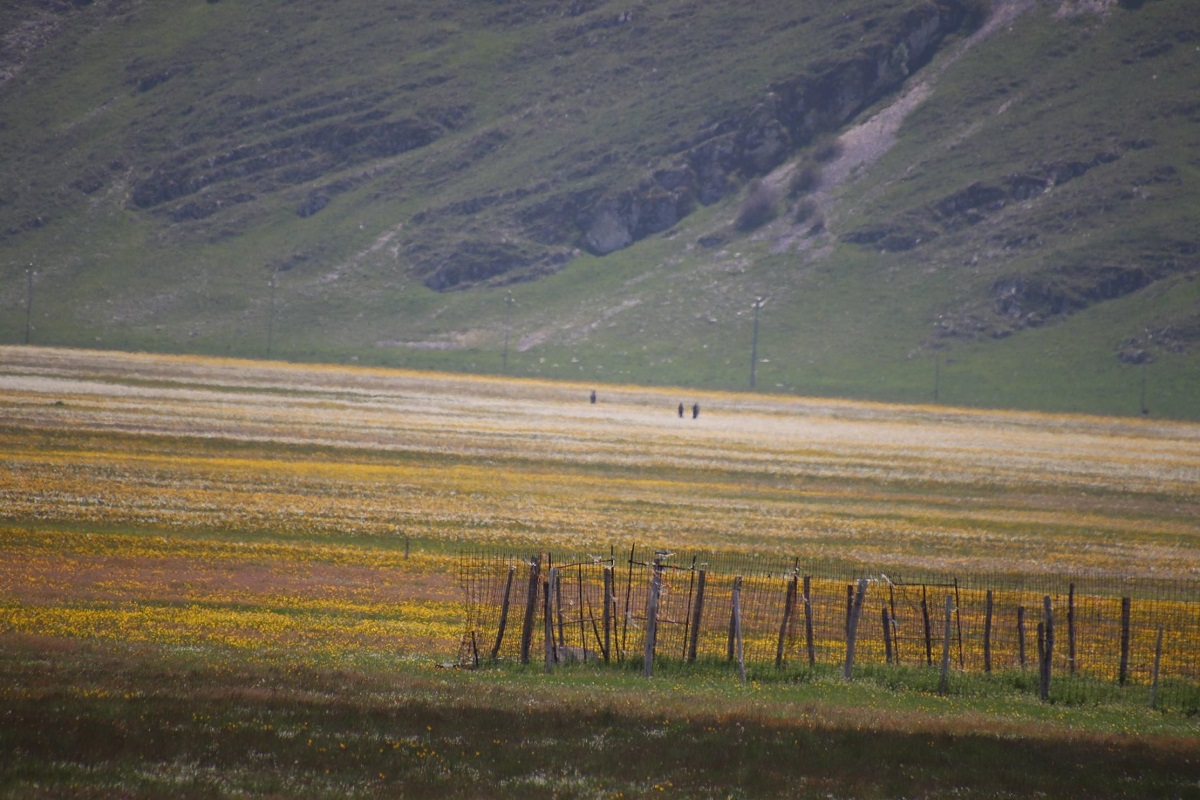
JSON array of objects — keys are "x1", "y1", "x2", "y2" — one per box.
[{"x1": 771, "y1": 0, "x2": 1039, "y2": 252}]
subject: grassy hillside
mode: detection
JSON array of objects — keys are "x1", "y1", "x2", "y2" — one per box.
[{"x1": 1, "y1": 0, "x2": 1197, "y2": 418}]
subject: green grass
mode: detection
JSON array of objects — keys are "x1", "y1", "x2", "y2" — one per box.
[
  {"x1": 2, "y1": 637, "x2": 1197, "y2": 799},
  {"x1": 1, "y1": 0, "x2": 1199, "y2": 418}
]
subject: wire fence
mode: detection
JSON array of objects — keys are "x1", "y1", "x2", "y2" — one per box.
[{"x1": 458, "y1": 545, "x2": 1200, "y2": 710}]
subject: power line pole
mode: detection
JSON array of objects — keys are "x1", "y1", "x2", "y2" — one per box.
[
  {"x1": 933, "y1": 352, "x2": 941, "y2": 403},
  {"x1": 266, "y1": 273, "x2": 277, "y2": 359},
  {"x1": 24, "y1": 264, "x2": 33, "y2": 345},
  {"x1": 749, "y1": 296, "x2": 767, "y2": 389},
  {"x1": 502, "y1": 292, "x2": 514, "y2": 372}
]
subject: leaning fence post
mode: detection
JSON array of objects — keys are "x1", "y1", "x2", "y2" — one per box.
[
  {"x1": 882, "y1": 606, "x2": 893, "y2": 665},
  {"x1": 776, "y1": 573, "x2": 798, "y2": 669},
  {"x1": 643, "y1": 557, "x2": 663, "y2": 677},
  {"x1": 519, "y1": 554, "x2": 542, "y2": 665},
  {"x1": 1119, "y1": 596, "x2": 1132, "y2": 686},
  {"x1": 803, "y1": 576, "x2": 815, "y2": 667},
  {"x1": 1149, "y1": 627, "x2": 1165, "y2": 710},
  {"x1": 983, "y1": 589, "x2": 994, "y2": 674},
  {"x1": 687, "y1": 568, "x2": 707, "y2": 663},
  {"x1": 843, "y1": 578, "x2": 868, "y2": 680},
  {"x1": 938, "y1": 595, "x2": 954, "y2": 695},
  {"x1": 489, "y1": 564, "x2": 516, "y2": 661}
]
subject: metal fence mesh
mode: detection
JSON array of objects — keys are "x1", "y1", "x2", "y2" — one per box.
[{"x1": 458, "y1": 546, "x2": 1200, "y2": 707}]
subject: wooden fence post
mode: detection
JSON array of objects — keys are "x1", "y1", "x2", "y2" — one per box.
[
  {"x1": 1017, "y1": 605, "x2": 1027, "y2": 670},
  {"x1": 1119, "y1": 596, "x2": 1132, "y2": 686},
  {"x1": 727, "y1": 576, "x2": 739, "y2": 662},
  {"x1": 921, "y1": 589, "x2": 933, "y2": 667},
  {"x1": 556, "y1": 567, "x2": 566, "y2": 650},
  {"x1": 544, "y1": 569, "x2": 557, "y2": 673},
  {"x1": 687, "y1": 568, "x2": 707, "y2": 663},
  {"x1": 954, "y1": 578, "x2": 964, "y2": 670},
  {"x1": 938, "y1": 595, "x2": 954, "y2": 695},
  {"x1": 519, "y1": 554, "x2": 542, "y2": 665},
  {"x1": 983, "y1": 589, "x2": 993, "y2": 674},
  {"x1": 1039, "y1": 595, "x2": 1054, "y2": 701},
  {"x1": 803, "y1": 576, "x2": 815, "y2": 667},
  {"x1": 679, "y1": 557, "x2": 697, "y2": 661},
  {"x1": 576, "y1": 564, "x2": 587, "y2": 662},
  {"x1": 643, "y1": 558, "x2": 663, "y2": 677},
  {"x1": 732, "y1": 576, "x2": 746, "y2": 685},
  {"x1": 776, "y1": 574, "x2": 798, "y2": 669},
  {"x1": 887, "y1": 581, "x2": 900, "y2": 664},
  {"x1": 602, "y1": 566, "x2": 613, "y2": 664},
  {"x1": 1149, "y1": 627, "x2": 1165, "y2": 710},
  {"x1": 1067, "y1": 583, "x2": 1077, "y2": 675},
  {"x1": 843, "y1": 578, "x2": 868, "y2": 680},
  {"x1": 882, "y1": 606, "x2": 893, "y2": 665},
  {"x1": 489, "y1": 564, "x2": 516, "y2": 661},
  {"x1": 621, "y1": 545, "x2": 635, "y2": 664}
]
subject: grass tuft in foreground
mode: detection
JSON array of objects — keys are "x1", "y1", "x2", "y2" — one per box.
[{"x1": 2, "y1": 636, "x2": 1198, "y2": 799}]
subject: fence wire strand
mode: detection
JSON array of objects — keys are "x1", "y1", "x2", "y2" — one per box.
[{"x1": 459, "y1": 546, "x2": 1200, "y2": 708}]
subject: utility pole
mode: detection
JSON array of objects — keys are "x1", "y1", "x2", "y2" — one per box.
[
  {"x1": 1140, "y1": 362, "x2": 1149, "y2": 416},
  {"x1": 502, "y1": 292, "x2": 514, "y2": 372},
  {"x1": 24, "y1": 264, "x2": 33, "y2": 345},
  {"x1": 266, "y1": 272, "x2": 277, "y2": 359},
  {"x1": 933, "y1": 351, "x2": 941, "y2": 403},
  {"x1": 749, "y1": 296, "x2": 767, "y2": 389}
]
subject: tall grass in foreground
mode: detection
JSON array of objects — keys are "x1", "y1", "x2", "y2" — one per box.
[{"x1": 1, "y1": 636, "x2": 1197, "y2": 800}]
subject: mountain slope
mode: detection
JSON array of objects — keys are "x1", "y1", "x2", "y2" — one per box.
[{"x1": 1, "y1": 0, "x2": 1197, "y2": 418}]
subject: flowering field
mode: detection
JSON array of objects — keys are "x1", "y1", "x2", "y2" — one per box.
[
  {"x1": 2, "y1": 346, "x2": 1200, "y2": 797},
  {"x1": 2, "y1": 345, "x2": 1199, "y2": 663}
]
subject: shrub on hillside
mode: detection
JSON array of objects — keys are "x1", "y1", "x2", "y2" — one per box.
[
  {"x1": 792, "y1": 197, "x2": 818, "y2": 224},
  {"x1": 735, "y1": 179, "x2": 780, "y2": 231},
  {"x1": 812, "y1": 135, "x2": 844, "y2": 164},
  {"x1": 788, "y1": 163, "x2": 821, "y2": 198},
  {"x1": 962, "y1": 0, "x2": 991, "y2": 30}
]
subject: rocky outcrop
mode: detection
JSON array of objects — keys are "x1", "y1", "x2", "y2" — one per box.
[
  {"x1": 131, "y1": 115, "x2": 453, "y2": 213},
  {"x1": 846, "y1": 150, "x2": 1123, "y2": 251},
  {"x1": 581, "y1": 176, "x2": 697, "y2": 255},
  {"x1": 927, "y1": 235, "x2": 1200, "y2": 344},
  {"x1": 417, "y1": 241, "x2": 574, "y2": 291},
  {"x1": 575, "y1": 0, "x2": 973, "y2": 256}
]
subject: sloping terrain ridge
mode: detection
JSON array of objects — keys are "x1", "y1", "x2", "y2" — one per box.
[{"x1": 1, "y1": 0, "x2": 1197, "y2": 417}]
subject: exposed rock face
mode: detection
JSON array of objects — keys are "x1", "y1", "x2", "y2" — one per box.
[
  {"x1": 930, "y1": 237, "x2": 1198, "y2": 345},
  {"x1": 574, "y1": 0, "x2": 970, "y2": 257},
  {"x1": 582, "y1": 177, "x2": 697, "y2": 255},
  {"x1": 131, "y1": 116, "x2": 452, "y2": 212},
  {"x1": 417, "y1": 242, "x2": 574, "y2": 291},
  {"x1": 846, "y1": 150, "x2": 1123, "y2": 251},
  {"x1": 412, "y1": 2, "x2": 973, "y2": 287}
]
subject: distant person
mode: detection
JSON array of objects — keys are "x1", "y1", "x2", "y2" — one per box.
[
  {"x1": 678, "y1": 402, "x2": 685, "y2": 418},
  {"x1": 692, "y1": 402, "x2": 699, "y2": 419},
  {"x1": 590, "y1": 389, "x2": 596, "y2": 404}
]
